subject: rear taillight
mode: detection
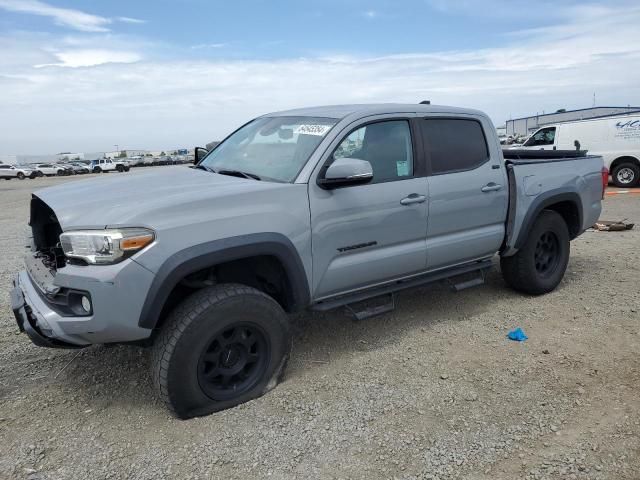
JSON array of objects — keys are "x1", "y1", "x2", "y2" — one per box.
[{"x1": 601, "y1": 166, "x2": 608, "y2": 199}]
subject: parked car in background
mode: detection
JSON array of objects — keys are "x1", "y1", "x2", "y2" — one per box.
[
  {"x1": 143, "y1": 156, "x2": 156, "y2": 166},
  {"x1": 113, "y1": 159, "x2": 131, "y2": 172},
  {"x1": 34, "y1": 164, "x2": 65, "y2": 176},
  {"x1": 90, "y1": 158, "x2": 130, "y2": 173},
  {"x1": 56, "y1": 163, "x2": 76, "y2": 176},
  {"x1": 0, "y1": 164, "x2": 36, "y2": 180},
  {"x1": 10, "y1": 103, "x2": 606, "y2": 419},
  {"x1": 514, "y1": 114, "x2": 640, "y2": 187},
  {"x1": 70, "y1": 162, "x2": 90, "y2": 174},
  {"x1": 127, "y1": 156, "x2": 145, "y2": 167},
  {"x1": 90, "y1": 159, "x2": 116, "y2": 173}
]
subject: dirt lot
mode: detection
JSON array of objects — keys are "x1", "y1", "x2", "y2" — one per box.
[{"x1": 1, "y1": 171, "x2": 638, "y2": 480}]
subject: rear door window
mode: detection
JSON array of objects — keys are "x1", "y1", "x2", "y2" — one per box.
[{"x1": 419, "y1": 118, "x2": 489, "y2": 175}]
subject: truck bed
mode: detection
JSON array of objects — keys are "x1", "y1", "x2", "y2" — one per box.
[
  {"x1": 501, "y1": 151, "x2": 604, "y2": 256},
  {"x1": 502, "y1": 149, "x2": 589, "y2": 161}
]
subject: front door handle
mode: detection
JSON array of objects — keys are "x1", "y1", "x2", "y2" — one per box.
[
  {"x1": 481, "y1": 183, "x2": 503, "y2": 192},
  {"x1": 400, "y1": 193, "x2": 426, "y2": 205}
]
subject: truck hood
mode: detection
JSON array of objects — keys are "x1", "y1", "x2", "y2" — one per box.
[{"x1": 34, "y1": 166, "x2": 290, "y2": 230}]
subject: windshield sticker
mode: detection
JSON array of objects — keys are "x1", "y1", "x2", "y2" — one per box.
[{"x1": 294, "y1": 124, "x2": 332, "y2": 136}]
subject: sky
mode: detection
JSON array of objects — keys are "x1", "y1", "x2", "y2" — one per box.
[{"x1": 1, "y1": 0, "x2": 639, "y2": 155}]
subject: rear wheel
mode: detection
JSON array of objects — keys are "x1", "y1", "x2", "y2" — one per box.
[
  {"x1": 57, "y1": 170, "x2": 64, "y2": 176},
  {"x1": 93, "y1": 167, "x2": 101, "y2": 173},
  {"x1": 116, "y1": 165, "x2": 124, "y2": 172},
  {"x1": 152, "y1": 284, "x2": 291, "y2": 419},
  {"x1": 501, "y1": 210, "x2": 570, "y2": 295},
  {"x1": 37, "y1": 171, "x2": 44, "y2": 177},
  {"x1": 611, "y1": 162, "x2": 639, "y2": 188}
]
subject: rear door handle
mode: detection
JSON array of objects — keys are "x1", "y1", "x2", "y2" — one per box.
[
  {"x1": 481, "y1": 183, "x2": 503, "y2": 192},
  {"x1": 400, "y1": 193, "x2": 426, "y2": 205}
]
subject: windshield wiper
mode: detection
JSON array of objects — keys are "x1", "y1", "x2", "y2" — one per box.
[
  {"x1": 217, "y1": 169, "x2": 262, "y2": 181},
  {"x1": 193, "y1": 164, "x2": 216, "y2": 173}
]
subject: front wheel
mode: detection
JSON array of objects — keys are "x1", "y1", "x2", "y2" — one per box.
[
  {"x1": 501, "y1": 210, "x2": 570, "y2": 295},
  {"x1": 17, "y1": 172, "x2": 25, "y2": 180},
  {"x1": 57, "y1": 170, "x2": 64, "y2": 176},
  {"x1": 93, "y1": 167, "x2": 101, "y2": 173},
  {"x1": 116, "y1": 165, "x2": 124, "y2": 172},
  {"x1": 151, "y1": 284, "x2": 291, "y2": 419},
  {"x1": 611, "y1": 162, "x2": 640, "y2": 188}
]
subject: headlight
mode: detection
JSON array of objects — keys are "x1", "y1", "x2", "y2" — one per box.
[{"x1": 59, "y1": 228, "x2": 155, "y2": 265}]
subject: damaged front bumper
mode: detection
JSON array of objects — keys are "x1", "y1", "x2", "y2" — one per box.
[
  {"x1": 11, "y1": 272, "x2": 86, "y2": 348},
  {"x1": 10, "y1": 254, "x2": 156, "y2": 348}
]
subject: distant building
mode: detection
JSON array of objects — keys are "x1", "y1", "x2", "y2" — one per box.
[
  {"x1": 16, "y1": 154, "x2": 61, "y2": 164},
  {"x1": 505, "y1": 106, "x2": 640, "y2": 137},
  {"x1": 103, "y1": 149, "x2": 148, "y2": 158}
]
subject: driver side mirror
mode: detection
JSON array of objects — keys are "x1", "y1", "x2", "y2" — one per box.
[
  {"x1": 318, "y1": 157, "x2": 373, "y2": 189},
  {"x1": 194, "y1": 147, "x2": 209, "y2": 164}
]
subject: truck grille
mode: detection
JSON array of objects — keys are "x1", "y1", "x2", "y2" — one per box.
[{"x1": 30, "y1": 195, "x2": 65, "y2": 272}]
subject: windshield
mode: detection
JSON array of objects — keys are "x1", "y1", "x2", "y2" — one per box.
[{"x1": 201, "y1": 116, "x2": 338, "y2": 182}]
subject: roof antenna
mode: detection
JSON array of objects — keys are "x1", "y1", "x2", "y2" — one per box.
[{"x1": 419, "y1": 100, "x2": 431, "y2": 105}]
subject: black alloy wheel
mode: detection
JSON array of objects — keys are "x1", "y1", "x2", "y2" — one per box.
[
  {"x1": 500, "y1": 210, "x2": 570, "y2": 295},
  {"x1": 197, "y1": 323, "x2": 270, "y2": 401},
  {"x1": 534, "y1": 231, "x2": 560, "y2": 277}
]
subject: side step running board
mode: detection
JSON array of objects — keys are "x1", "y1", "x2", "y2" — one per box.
[
  {"x1": 312, "y1": 259, "x2": 493, "y2": 313},
  {"x1": 345, "y1": 294, "x2": 395, "y2": 321},
  {"x1": 448, "y1": 269, "x2": 487, "y2": 292}
]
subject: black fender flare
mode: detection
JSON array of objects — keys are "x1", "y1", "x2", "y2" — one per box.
[
  {"x1": 514, "y1": 189, "x2": 583, "y2": 250},
  {"x1": 138, "y1": 233, "x2": 310, "y2": 329}
]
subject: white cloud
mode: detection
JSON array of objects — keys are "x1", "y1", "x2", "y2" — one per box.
[
  {"x1": 35, "y1": 49, "x2": 142, "y2": 68},
  {"x1": 117, "y1": 16, "x2": 145, "y2": 24},
  {"x1": 0, "y1": 2, "x2": 638, "y2": 154},
  {"x1": 190, "y1": 43, "x2": 227, "y2": 49},
  {"x1": 0, "y1": 0, "x2": 147, "y2": 32},
  {"x1": 363, "y1": 10, "x2": 378, "y2": 19},
  {"x1": 0, "y1": 0, "x2": 111, "y2": 32}
]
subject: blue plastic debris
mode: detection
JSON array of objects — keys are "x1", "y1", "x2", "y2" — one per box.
[{"x1": 507, "y1": 327, "x2": 528, "y2": 342}]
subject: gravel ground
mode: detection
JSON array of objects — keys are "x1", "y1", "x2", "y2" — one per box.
[{"x1": 0, "y1": 171, "x2": 638, "y2": 480}]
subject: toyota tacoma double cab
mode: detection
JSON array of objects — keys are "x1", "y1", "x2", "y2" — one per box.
[{"x1": 10, "y1": 104, "x2": 606, "y2": 418}]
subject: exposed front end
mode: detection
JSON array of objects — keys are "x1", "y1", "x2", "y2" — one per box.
[{"x1": 10, "y1": 195, "x2": 156, "y2": 348}]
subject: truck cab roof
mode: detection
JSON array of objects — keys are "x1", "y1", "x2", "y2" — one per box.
[{"x1": 266, "y1": 103, "x2": 486, "y2": 120}]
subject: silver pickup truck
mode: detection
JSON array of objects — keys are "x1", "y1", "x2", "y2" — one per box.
[{"x1": 10, "y1": 104, "x2": 606, "y2": 418}]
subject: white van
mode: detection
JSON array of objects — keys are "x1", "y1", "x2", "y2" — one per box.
[{"x1": 516, "y1": 115, "x2": 640, "y2": 187}]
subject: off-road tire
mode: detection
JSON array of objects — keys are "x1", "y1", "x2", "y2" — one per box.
[
  {"x1": 151, "y1": 283, "x2": 291, "y2": 419},
  {"x1": 501, "y1": 210, "x2": 570, "y2": 295},
  {"x1": 611, "y1": 162, "x2": 640, "y2": 188}
]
